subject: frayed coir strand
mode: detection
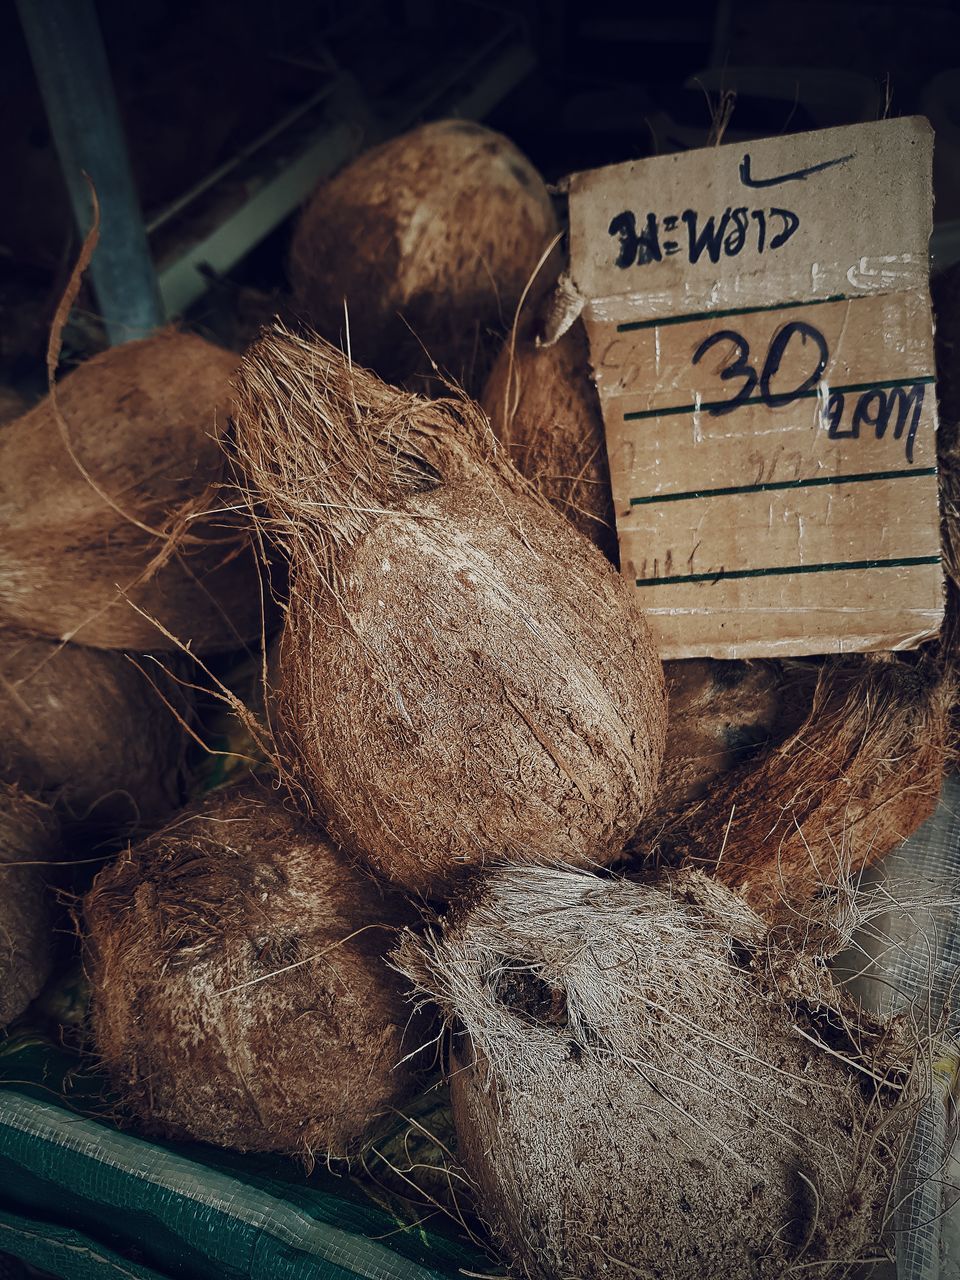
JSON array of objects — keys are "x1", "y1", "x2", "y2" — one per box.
[{"x1": 395, "y1": 864, "x2": 923, "y2": 1280}]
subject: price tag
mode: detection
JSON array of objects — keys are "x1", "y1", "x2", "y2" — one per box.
[{"x1": 567, "y1": 117, "x2": 943, "y2": 658}]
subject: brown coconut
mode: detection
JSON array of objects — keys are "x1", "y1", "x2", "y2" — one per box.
[
  {"x1": 481, "y1": 318, "x2": 618, "y2": 560},
  {"x1": 233, "y1": 326, "x2": 666, "y2": 899},
  {"x1": 656, "y1": 658, "x2": 784, "y2": 813},
  {"x1": 0, "y1": 782, "x2": 60, "y2": 1027},
  {"x1": 0, "y1": 632, "x2": 190, "y2": 836},
  {"x1": 84, "y1": 781, "x2": 424, "y2": 1161},
  {"x1": 0, "y1": 329, "x2": 266, "y2": 652},
  {"x1": 638, "y1": 654, "x2": 953, "y2": 917},
  {"x1": 397, "y1": 865, "x2": 916, "y2": 1280},
  {"x1": 289, "y1": 120, "x2": 559, "y2": 392}
]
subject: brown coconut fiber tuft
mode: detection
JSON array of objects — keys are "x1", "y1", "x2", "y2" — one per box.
[
  {"x1": 84, "y1": 780, "x2": 425, "y2": 1163},
  {"x1": 481, "y1": 316, "x2": 617, "y2": 561},
  {"x1": 0, "y1": 781, "x2": 60, "y2": 1027},
  {"x1": 0, "y1": 330, "x2": 266, "y2": 652},
  {"x1": 0, "y1": 632, "x2": 190, "y2": 836},
  {"x1": 289, "y1": 120, "x2": 559, "y2": 392},
  {"x1": 636, "y1": 654, "x2": 953, "y2": 918},
  {"x1": 396, "y1": 864, "x2": 918, "y2": 1280},
  {"x1": 233, "y1": 325, "x2": 666, "y2": 898}
]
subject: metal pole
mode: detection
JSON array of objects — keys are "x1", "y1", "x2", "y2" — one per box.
[{"x1": 16, "y1": 0, "x2": 166, "y2": 344}]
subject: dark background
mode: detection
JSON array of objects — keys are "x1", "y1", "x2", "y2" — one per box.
[{"x1": 2, "y1": 0, "x2": 959, "y2": 388}]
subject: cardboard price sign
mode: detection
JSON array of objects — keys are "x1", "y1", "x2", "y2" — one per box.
[{"x1": 567, "y1": 117, "x2": 944, "y2": 659}]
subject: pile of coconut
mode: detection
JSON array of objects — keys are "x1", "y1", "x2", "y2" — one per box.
[{"x1": 1, "y1": 118, "x2": 953, "y2": 1280}]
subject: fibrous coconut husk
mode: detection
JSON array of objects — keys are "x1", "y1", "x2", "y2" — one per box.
[
  {"x1": 0, "y1": 781, "x2": 60, "y2": 1027},
  {"x1": 637, "y1": 654, "x2": 953, "y2": 918},
  {"x1": 481, "y1": 317, "x2": 617, "y2": 561},
  {"x1": 233, "y1": 325, "x2": 666, "y2": 899},
  {"x1": 84, "y1": 780, "x2": 425, "y2": 1162},
  {"x1": 0, "y1": 632, "x2": 190, "y2": 837},
  {"x1": 656, "y1": 658, "x2": 785, "y2": 813},
  {"x1": 396, "y1": 865, "x2": 918, "y2": 1280},
  {"x1": 0, "y1": 329, "x2": 267, "y2": 652},
  {"x1": 289, "y1": 120, "x2": 559, "y2": 393}
]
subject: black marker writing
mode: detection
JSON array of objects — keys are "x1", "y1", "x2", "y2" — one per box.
[
  {"x1": 610, "y1": 206, "x2": 799, "y2": 268},
  {"x1": 739, "y1": 151, "x2": 855, "y2": 188}
]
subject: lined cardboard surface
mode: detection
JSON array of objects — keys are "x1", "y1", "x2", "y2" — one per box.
[{"x1": 568, "y1": 117, "x2": 944, "y2": 658}]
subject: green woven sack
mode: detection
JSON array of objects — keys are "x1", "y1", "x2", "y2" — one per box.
[{"x1": 0, "y1": 1039, "x2": 486, "y2": 1280}]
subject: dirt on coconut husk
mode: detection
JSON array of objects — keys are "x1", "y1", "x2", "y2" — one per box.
[
  {"x1": 0, "y1": 632, "x2": 191, "y2": 839},
  {"x1": 396, "y1": 865, "x2": 919, "y2": 1280},
  {"x1": 233, "y1": 325, "x2": 666, "y2": 900},
  {"x1": 633, "y1": 654, "x2": 953, "y2": 921},
  {"x1": 0, "y1": 329, "x2": 269, "y2": 653},
  {"x1": 0, "y1": 780, "x2": 60, "y2": 1027},
  {"x1": 84, "y1": 779, "x2": 428, "y2": 1163},
  {"x1": 288, "y1": 119, "x2": 559, "y2": 395},
  {"x1": 481, "y1": 316, "x2": 618, "y2": 563}
]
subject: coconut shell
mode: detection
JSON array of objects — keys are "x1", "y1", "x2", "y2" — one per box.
[
  {"x1": 481, "y1": 318, "x2": 617, "y2": 561},
  {"x1": 0, "y1": 782, "x2": 60, "y2": 1027},
  {"x1": 397, "y1": 865, "x2": 915, "y2": 1280},
  {"x1": 639, "y1": 654, "x2": 952, "y2": 917},
  {"x1": 84, "y1": 781, "x2": 425, "y2": 1160},
  {"x1": 0, "y1": 329, "x2": 266, "y2": 652},
  {"x1": 656, "y1": 658, "x2": 784, "y2": 812},
  {"x1": 0, "y1": 632, "x2": 190, "y2": 836},
  {"x1": 289, "y1": 120, "x2": 559, "y2": 391},
  {"x1": 234, "y1": 327, "x2": 666, "y2": 899}
]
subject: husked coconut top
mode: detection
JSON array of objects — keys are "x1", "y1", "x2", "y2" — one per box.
[{"x1": 397, "y1": 866, "x2": 918, "y2": 1280}]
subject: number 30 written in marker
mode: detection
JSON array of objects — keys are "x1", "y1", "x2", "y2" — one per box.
[{"x1": 691, "y1": 321, "x2": 926, "y2": 463}]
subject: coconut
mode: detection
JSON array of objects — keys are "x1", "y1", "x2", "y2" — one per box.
[
  {"x1": 481, "y1": 318, "x2": 617, "y2": 560},
  {"x1": 288, "y1": 120, "x2": 559, "y2": 391},
  {"x1": 396, "y1": 865, "x2": 916, "y2": 1280},
  {"x1": 639, "y1": 654, "x2": 952, "y2": 917},
  {"x1": 0, "y1": 632, "x2": 189, "y2": 836},
  {"x1": 84, "y1": 780, "x2": 424, "y2": 1161},
  {"x1": 656, "y1": 658, "x2": 784, "y2": 812},
  {"x1": 0, "y1": 782, "x2": 60, "y2": 1027},
  {"x1": 233, "y1": 326, "x2": 666, "y2": 899},
  {"x1": 0, "y1": 329, "x2": 266, "y2": 652}
]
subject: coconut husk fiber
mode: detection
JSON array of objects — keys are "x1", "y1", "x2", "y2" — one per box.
[
  {"x1": 396, "y1": 865, "x2": 918, "y2": 1280},
  {"x1": 481, "y1": 316, "x2": 618, "y2": 561},
  {"x1": 0, "y1": 781, "x2": 60, "y2": 1027},
  {"x1": 0, "y1": 632, "x2": 190, "y2": 838},
  {"x1": 84, "y1": 780, "x2": 425, "y2": 1162},
  {"x1": 636, "y1": 654, "x2": 953, "y2": 919},
  {"x1": 288, "y1": 120, "x2": 559, "y2": 393},
  {"x1": 233, "y1": 325, "x2": 666, "y2": 899},
  {"x1": 656, "y1": 658, "x2": 786, "y2": 814},
  {"x1": 0, "y1": 329, "x2": 268, "y2": 652}
]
